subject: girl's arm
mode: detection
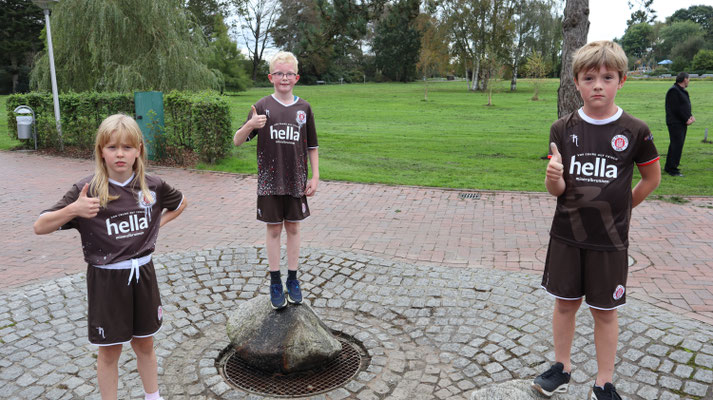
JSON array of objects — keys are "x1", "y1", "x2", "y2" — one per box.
[
  {"x1": 632, "y1": 161, "x2": 661, "y2": 208},
  {"x1": 34, "y1": 183, "x2": 99, "y2": 234},
  {"x1": 160, "y1": 197, "x2": 187, "y2": 228}
]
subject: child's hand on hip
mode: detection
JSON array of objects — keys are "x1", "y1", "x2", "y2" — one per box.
[{"x1": 546, "y1": 142, "x2": 564, "y2": 182}]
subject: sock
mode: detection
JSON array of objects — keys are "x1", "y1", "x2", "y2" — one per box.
[
  {"x1": 287, "y1": 270, "x2": 297, "y2": 281},
  {"x1": 145, "y1": 390, "x2": 160, "y2": 400},
  {"x1": 270, "y1": 270, "x2": 282, "y2": 285}
]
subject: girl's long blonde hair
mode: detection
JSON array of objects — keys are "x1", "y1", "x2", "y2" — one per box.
[{"x1": 90, "y1": 114, "x2": 153, "y2": 207}]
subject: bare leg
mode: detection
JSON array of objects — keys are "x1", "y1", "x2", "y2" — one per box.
[
  {"x1": 97, "y1": 344, "x2": 123, "y2": 400},
  {"x1": 590, "y1": 308, "x2": 618, "y2": 386},
  {"x1": 131, "y1": 336, "x2": 159, "y2": 394},
  {"x1": 266, "y1": 223, "x2": 283, "y2": 272},
  {"x1": 284, "y1": 221, "x2": 300, "y2": 272},
  {"x1": 553, "y1": 298, "x2": 582, "y2": 373}
]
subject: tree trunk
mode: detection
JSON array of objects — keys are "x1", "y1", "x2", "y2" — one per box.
[
  {"x1": 251, "y1": 14, "x2": 262, "y2": 81},
  {"x1": 557, "y1": 0, "x2": 589, "y2": 118},
  {"x1": 511, "y1": 61, "x2": 518, "y2": 91}
]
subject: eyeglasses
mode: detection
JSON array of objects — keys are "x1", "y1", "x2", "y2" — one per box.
[{"x1": 271, "y1": 72, "x2": 297, "y2": 78}]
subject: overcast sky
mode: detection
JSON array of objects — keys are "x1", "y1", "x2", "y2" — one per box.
[{"x1": 587, "y1": 0, "x2": 713, "y2": 42}]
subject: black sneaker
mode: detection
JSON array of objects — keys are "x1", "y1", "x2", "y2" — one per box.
[
  {"x1": 589, "y1": 382, "x2": 622, "y2": 400},
  {"x1": 532, "y1": 362, "x2": 570, "y2": 397},
  {"x1": 286, "y1": 279, "x2": 303, "y2": 304},
  {"x1": 270, "y1": 283, "x2": 287, "y2": 310}
]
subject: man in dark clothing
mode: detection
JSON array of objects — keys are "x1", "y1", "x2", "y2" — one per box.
[{"x1": 664, "y1": 72, "x2": 695, "y2": 177}]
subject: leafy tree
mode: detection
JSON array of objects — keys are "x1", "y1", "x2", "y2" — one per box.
[
  {"x1": 231, "y1": 0, "x2": 279, "y2": 81},
  {"x1": 207, "y1": 15, "x2": 251, "y2": 92},
  {"x1": 524, "y1": 51, "x2": 547, "y2": 100},
  {"x1": 558, "y1": 0, "x2": 588, "y2": 118},
  {"x1": 373, "y1": 0, "x2": 421, "y2": 82},
  {"x1": 668, "y1": 5, "x2": 713, "y2": 41},
  {"x1": 671, "y1": 35, "x2": 706, "y2": 64},
  {"x1": 186, "y1": 0, "x2": 228, "y2": 38},
  {"x1": 0, "y1": 0, "x2": 44, "y2": 94},
  {"x1": 691, "y1": 49, "x2": 713, "y2": 71},
  {"x1": 30, "y1": 0, "x2": 220, "y2": 92},
  {"x1": 658, "y1": 21, "x2": 704, "y2": 60},
  {"x1": 619, "y1": 23, "x2": 654, "y2": 61},
  {"x1": 626, "y1": 0, "x2": 656, "y2": 27},
  {"x1": 272, "y1": 0, "x2": 379, "y2": 84},
  {"x1": 441, "y1": 0, "x2": 517, "y2": 92},
  {"x1": 508, "y1": 0, "x2": 561, "y2": 91},
  {"x1": 415, "y1": 13, "x2": 449, "y2": 100}
]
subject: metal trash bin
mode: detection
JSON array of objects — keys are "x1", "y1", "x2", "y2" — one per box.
[{"x1": 16, "y1": 115, "x2": 34, "y2": 139}]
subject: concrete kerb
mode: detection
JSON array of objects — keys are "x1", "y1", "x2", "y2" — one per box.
[{"x1": 1, "y1": 247, "x2": 712, "y2": 399}]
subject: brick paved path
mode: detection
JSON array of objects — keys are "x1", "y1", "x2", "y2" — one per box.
[{"x1": 2, "y1": 151, "x2": 712, "y2": 324}]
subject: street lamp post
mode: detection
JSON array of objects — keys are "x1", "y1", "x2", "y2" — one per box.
[{"x1": 32, "y1": 0, "x2": 63, "y2": 151}]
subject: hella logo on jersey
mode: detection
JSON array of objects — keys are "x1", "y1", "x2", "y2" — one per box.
[
  {"x1": 106, "y1": 214, "x2": 148, "y2": 236},
  {"x1": 270, "y1": 124, "x2": 300, "y2": 141},
  {"x1": 611, "y1": 135, "x2": 629, "y2": 151},
  {"x1": 569, "y1": 155, "x2": 618, "y2": 178}
]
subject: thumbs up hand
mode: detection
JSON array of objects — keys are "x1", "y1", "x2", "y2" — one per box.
[
  {"x1": 546, "y1": 142, "x2": 564, "y2": 182},
  {"x1": 73, "y1": 183, "x2": 100, "y2": 218},
  {"x1": 249, "y1": 105, "x2": 267, "y2": 129}
]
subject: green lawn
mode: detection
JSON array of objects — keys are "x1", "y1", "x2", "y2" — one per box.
[
  {"x1": 3, "y1": 78, "x2": 712, "y2": 195},
  {"x1": 210, "y1": 78, "x2": 713, "y2": 195}
]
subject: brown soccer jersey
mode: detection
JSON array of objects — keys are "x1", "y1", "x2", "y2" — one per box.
[
  {"x1": 548, "y1": 108, "x2": 659, "y2": 251},
  {"x1": 42, "y1": 174, "x2": 184, "y2": 265},
  {"x1": 244, "y1": 95, "x2": 318, "y2": 197}
]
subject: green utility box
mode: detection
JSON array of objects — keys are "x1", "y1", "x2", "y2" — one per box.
[{"x1": 134, "y1": 91, "x2": 164, "y2": 160}]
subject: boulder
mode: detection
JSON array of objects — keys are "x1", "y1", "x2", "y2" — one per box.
[
  {"x1": 226, "y1": 296, "x2": 341, "y2": 374},
  {"x1": 470, "y1": 380, "x2": 578, "y2": 400}
]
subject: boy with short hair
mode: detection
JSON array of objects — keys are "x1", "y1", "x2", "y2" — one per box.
[
  {"x1": 233, "y1": 51, "x2": 319, "y2": 310},
  {"x1": 532, "y1": 41, "x2": 660, "y2": 400}
]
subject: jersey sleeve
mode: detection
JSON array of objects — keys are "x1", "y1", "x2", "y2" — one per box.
[
  {"x1": 633, "y1": 125, "x2": 659, "y2": 166},
  {"x1": 159, "y1": 179, "x2": 184, "y2": 211},
  {"x1": 306, "y1": 106, "x2": 318, "y2": 149},
  {"x1": 41, "y1": 184, "x2": 82, "y2": 230}
]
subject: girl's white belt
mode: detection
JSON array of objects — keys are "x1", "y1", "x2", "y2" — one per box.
[{"x1": 93, "y1": 254, "x2": 152, "y2": 285}]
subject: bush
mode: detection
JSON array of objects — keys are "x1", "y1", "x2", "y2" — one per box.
[{"x1": 6, "y1": 91, "x2": 232, "y2": 163}]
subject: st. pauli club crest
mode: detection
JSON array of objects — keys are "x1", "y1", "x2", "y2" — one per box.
[{"x1": 296, "y1": 110, "x2": 307, "y2": 129}]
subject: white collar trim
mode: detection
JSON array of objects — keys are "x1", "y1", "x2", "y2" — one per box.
[
  {"x1": 578, "y1": 107, "x2": 623, "y2": 125},
  {"x1": 109, "y1": 173, "x2": 135, "y2": 187},
  {"x1": 271, "y1": 94, "x2": 299, "y2": 107}
]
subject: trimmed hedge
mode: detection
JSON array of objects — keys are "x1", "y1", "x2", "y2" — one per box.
[{"x1": 6, "y1": 91, "x2": 232, "y2": 163}]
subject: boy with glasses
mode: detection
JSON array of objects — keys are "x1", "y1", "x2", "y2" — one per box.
[{"x1": 233, "y1": 51, "x2": 319, "y2": 310}]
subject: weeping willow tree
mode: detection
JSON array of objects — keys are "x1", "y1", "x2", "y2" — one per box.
[{"x1": 30, "y1": 0, "x2": 220, "y2": 92}]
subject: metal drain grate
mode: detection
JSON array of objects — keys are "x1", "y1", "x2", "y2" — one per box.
[
  {"x1": 218, "y1": 335, "x2": 367, "y2": 398},
  {"x1": 458, "y1": 192, "x2": 481, "y2": 200}
]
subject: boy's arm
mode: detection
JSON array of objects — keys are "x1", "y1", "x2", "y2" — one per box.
[
  {"x1": 34, "y1": 183, "x2": 99, "y2": 234},
  {"x1": 632, "y1": 161, "x2": 661, "y2": 208},
  {"x1": 233, "y1": 105, "x2": 265, "y2": 146},
  {"x1": 160, "y1": 197, "x2": 187, "y2": 227},
  {"x1": 545, "y1": 142, "x2": 566, "y2": 197},
  {"x1": 305, "y1": 148, "x2": 319, "y2": 196}
]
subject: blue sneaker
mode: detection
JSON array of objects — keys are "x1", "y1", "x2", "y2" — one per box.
[
  {"x1": 286, "y1": 279, "x2": 303, "y2": 304},
  {"x1": 270, "y1": 283, "x2": 287, "y2": 310}
]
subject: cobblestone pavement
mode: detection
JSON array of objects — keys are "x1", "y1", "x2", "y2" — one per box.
[
  {"x1": 1, "y1": 248, "x2": 712, "y2": 399},
  {"x1": 2, "y1": 151, "x2": 713, "y2": 325}
]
